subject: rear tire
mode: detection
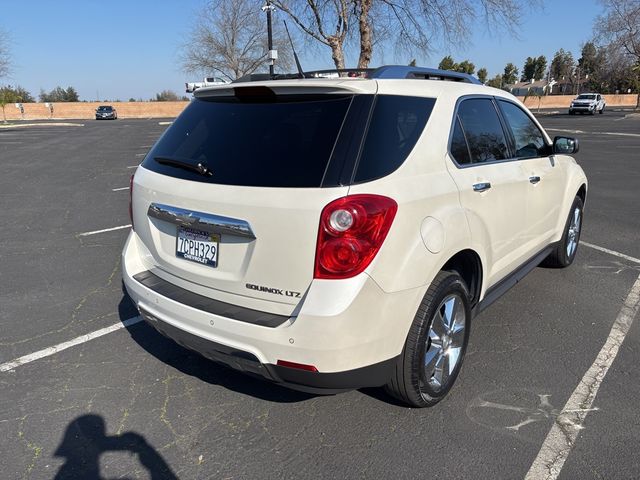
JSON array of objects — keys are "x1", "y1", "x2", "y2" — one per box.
[
  {"x1": 542, "y1": 195, "x2": 583, "y2": 268},
  {"x1": 385, "y1": 271, "x2": 471, "y2": 407},
  {"x1": 599, "y1": 106, "x2": 605, "y2": 114}
]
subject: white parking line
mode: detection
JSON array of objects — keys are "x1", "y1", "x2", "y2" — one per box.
[
  {"x1": 78, "y1": 224, "x2": 131, "y2": 236},
  {"x1": 158, "y1": 121, "x2": 173, "y2": 125},
  {"x1": 582, "y1": 241, "x2": 640, "y2": 265},
  {"x1": 135, "y1": 153, "x2": 146, "y2": 157},
  {"x1": 525, "y1": 272, "x2": 640, "y2": 480},
  {"x1": 111, "y1": 187, "x2": 130, "y2": 192},
  {"x1": 0, "y1": 316, "x2": 143, "y2": 373},
  {"x1": 547, "y1": 128, "x2": 640, "y2": 138},
  {"x1": 127, "y1": 165, "x2": 139, "y2": 169}
]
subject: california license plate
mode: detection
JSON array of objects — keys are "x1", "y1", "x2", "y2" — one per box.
[{"x1": 176, "y1": 226, "x2": 219, "y2": 267}]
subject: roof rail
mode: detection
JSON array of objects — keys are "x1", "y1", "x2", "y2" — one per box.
[
  {"x1": 231, "y1": 65, "x2": 482, "y2": 85},
  {"x1": 370, "y1": 65, "x2": 482, "y2": 84}
]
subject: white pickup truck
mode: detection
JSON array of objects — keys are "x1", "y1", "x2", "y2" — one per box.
[
  {"x1": 569, "y1": 93, "x2": 606, "y2": 115},
  {"x1": 185, "y1": 77, "x2": 228, "y2": 93}
]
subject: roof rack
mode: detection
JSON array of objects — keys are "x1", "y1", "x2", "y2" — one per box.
[
  {"x1": 370, "y1": 65, "x2": 482, "y2": 84},
  {"x1": 232, "y1": 65, "x2": 482, "y2": 85}
]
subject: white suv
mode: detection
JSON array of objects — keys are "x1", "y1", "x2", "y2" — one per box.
[
  {"x1": 122, "y1": 66, "x2": 587, "y2": 407},
  {"x1": 569, "y1": 93, "x2": 606, "y2": 115}
]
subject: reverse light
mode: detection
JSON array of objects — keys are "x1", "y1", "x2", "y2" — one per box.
[
  {"x1": 314, "y1": 194, "x2": 398, "y2": 280},
  {"x1": 129, "y1": 174, "x2": 135, "y2": 231}
]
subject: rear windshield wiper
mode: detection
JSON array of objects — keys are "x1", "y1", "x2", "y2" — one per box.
[{"x1": 154, "y1": 156, "x2": 213, "y2": 177}]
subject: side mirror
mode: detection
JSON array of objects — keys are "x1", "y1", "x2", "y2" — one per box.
[{"x1": 553, "y1": 136, "x2": 579, "y2": 154}]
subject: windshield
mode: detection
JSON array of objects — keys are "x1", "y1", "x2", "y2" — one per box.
[
  {"x1": 98, "y1": 106, "x2": 113, "y2": 111},
  {"x1": 142, "y1": 94, "x2": 353, "y2": 188},
  {"x1": 577, "y1": 94, "x2": 596, "y2": 100}
]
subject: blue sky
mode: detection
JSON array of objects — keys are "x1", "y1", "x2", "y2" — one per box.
[{"x1": 1, "y1": 0, "x2": 604, "y2": 101}]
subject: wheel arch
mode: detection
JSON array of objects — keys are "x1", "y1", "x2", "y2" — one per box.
[
  {"x1": 441, "y1": 249, "x2": 483, "y2": 307},
  {"x1": 577, "y1": 183, "x2": 587, "y2": 206}
]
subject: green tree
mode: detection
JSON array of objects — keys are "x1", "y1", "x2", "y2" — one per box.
[
  {"x1": 477, "y1": 67, "x2": 488, "y2": 84},
  {"x1": 408, "y1": 58, "x2": 417, "y2": 66},
  {"x1": 521, "y1": 56, "x2": 536, "y2": 81},
  {"x1": 154, "y1": 90, "x2": 180, "y2": 101},
  {"x1": 0, "y1": 85, "x2": 34, "y2": 103},
  {"x1": 438, "y1": 55, "x2": 457, "y2": 71},
  {"x1": 39, "y1": 86, "x2": 80, "y2": 102},
  {"x1": 533, "y1": 55, "x2": 547, "y2": 80},
  {"x1": 550, "y1": 48, "x2": 575, "y2": 80},
  {"x1": 522, "y1": 56, "x2": 547, "y2": 81},
  {"x1": 486, "y1": 74, "x2": 503, "y2": 88},
  {"x1": 456, "y1": 60, "x2": 475, "y2": 75},
  {"x1": 0, "y1": 86, "x2": 21, "y2": 123},
  {"x1": 503, "y1": 62, "x2": 519, "y2": 85}
]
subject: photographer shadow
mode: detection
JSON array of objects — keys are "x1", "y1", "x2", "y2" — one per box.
[{"x1": 54, "y1": 414, "x2": 177, "y2": 480}]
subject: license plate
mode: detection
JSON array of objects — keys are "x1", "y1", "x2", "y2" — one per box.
[{"x1": 176, "y1": 226, "x2": 219, "y2": 267}]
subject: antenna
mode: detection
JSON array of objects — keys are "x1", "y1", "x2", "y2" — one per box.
[{"x1": 283, "y1": 20, "x2": 305, "y2": 79}]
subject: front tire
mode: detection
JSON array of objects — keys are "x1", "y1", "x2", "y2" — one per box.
[
  {"x1": 542, "y1": 195, "x2": 583, "y2": 268},
  {"x1": 385, "y1": 271, "x2": 471, "y2": 407}
]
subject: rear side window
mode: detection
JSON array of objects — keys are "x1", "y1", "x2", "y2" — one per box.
[
  {"x1": 498, "y1": 100, "x2": 547, "y2": 158},
  {"x1": 455, "y1": 98, "x2": 509, "y2": 164},
  {"x1": 450, "y1": 117, "x2": 471, "y2": 165},
  {"x1": 353, "y1": 95, "x2": 435, "y2": 183},
  {"x1": 142, "y1": 95, "x2": 352, "y2": 188}
]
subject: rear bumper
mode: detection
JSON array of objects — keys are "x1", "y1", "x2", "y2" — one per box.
[
  {"x1": 139, "y1": 306, "x2": 396, "y2": 394},
  {"x1": 122, "y1": 231, "x2": 421, "y2": 393}
]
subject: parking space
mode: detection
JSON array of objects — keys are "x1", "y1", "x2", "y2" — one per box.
[{"x1": 1, "y1": 113, "x2": 639, "y2": 479}]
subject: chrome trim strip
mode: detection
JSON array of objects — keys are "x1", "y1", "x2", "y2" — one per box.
[{"x1": 147, "y1": 203, "x2": 256, "y2": 239}]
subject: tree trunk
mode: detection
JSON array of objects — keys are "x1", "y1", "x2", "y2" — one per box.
[
  {"x1": 356, "y1": 0, "x2": 373, "y2": 69},
  {"x1": 328, "y1": 38, "x2": 345, "y2": 70}
]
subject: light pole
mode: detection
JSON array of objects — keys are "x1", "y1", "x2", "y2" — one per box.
[{"x1": 262, "y1": 1, "x2": 277, "y2": 77}]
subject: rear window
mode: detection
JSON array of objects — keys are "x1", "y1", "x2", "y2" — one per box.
[{"x1": 142, "y1": 95, "x2": 352, "y2": 188}]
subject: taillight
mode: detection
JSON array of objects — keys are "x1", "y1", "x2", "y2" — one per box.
[
  {"x1": 129, "y1": 174, "x2": 135, "y2": 231},
  {"x1": 314, "y1": 194, "x2": 397, "y2": 280}
]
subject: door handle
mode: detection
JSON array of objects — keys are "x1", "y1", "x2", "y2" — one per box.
[
  {"x1": 472, "y1": 182, "x2": 492, "y2": 193},
  {"x1": 529, "y1": 176, "x2": 541, "y2": 184}
]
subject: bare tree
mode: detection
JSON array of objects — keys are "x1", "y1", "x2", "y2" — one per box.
[
  {"x1": 271, "y1": 0, "x2": 351, "y2": 70},
  {"x1": 594, "y1": 0, "x2": 640, "y2": 108},
  {"x1": 181, "y1": 0, "x2": 291, "y2": 81},
  {"x1": 275, "y1": 0, "x2": 539, "y2": 70},
  {"x1": 0, "y1": 29, "x2": 10, "y2": 79}
]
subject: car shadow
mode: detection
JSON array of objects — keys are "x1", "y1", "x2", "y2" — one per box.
[
  {"x1": 117, "y1": 291, "x2": 314, "y2": 404},
  {"x1": 54, "y1": 413, "x2": 177, "y2": 480}
]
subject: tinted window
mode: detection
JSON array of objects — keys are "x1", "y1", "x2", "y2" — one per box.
[
  {"x1": 354, "y1": 95, "x2": 435, "y2": 183},
  {"x1": 498, "y1": 100, "x2": 547, "y2": 158},
  {"x1": 450, "y1": 117, "x2": 471, "y2": 165},
  {"x1": 456, "y1": 98, "x2": 509, "y2": 163},
  {"x1": 142, "y1": 95, "x2": 352, "y2": 188}
]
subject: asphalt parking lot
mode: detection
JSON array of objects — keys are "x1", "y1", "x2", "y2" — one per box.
[{"x1": 1, "y1": 111, "x2": 639, "y2": 479}]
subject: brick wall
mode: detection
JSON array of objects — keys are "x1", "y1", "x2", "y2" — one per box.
[
  {"x1": 518, "y1": 94, "x2": 637, "y2": 109},
  {"x1": 2, "y1": 101, "x2": 189, "y2": 121},
  {"x1": 1, "y1": 94, "x2": 637, "y2": 121}
]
